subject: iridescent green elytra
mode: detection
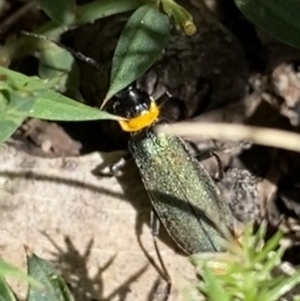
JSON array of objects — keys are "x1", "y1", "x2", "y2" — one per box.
[{"x1": 128, "y1": 127, "x2": 234, "y2": 254}]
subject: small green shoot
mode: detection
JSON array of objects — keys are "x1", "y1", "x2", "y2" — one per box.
[{"x1": 190, "y1": 222, "x2": 300, "y2": 301}]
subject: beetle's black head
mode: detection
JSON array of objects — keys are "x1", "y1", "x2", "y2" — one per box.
[{"x1": 112, "y1": 85, "x2": 152, "y2": 119}]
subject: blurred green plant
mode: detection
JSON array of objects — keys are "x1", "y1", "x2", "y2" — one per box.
[
  {"x1": 0, "y1": 253, "x2": 74, "y2": 301},
  {"x1": 0, "y1": 65, "x2": 118, "y2": 144},
  {"x1": 0, "y1": 0, "x2": 195, "y2": 145},
  {"x1": 233, "y1": 0, "x2": 300, "y2": 50},
  {"x1": 189, "y1": 222, "x2": 300, "y2": 301}
]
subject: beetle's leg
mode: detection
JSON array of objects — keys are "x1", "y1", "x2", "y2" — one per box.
[
  {"x1": 150, "y1": 211, "x2": 172, "y2": 301},
  {"x1": 194, "y1": 149, "x2": 215, "y2": 161},
  {"x1": 155, "y1": 91, "x2": 173, "y2": 107},
  {"x1": 210, "y1": 151, "x2": 224, "y2": 181},
  {"x1": 93, "y1": 154, "x2": 132, "y2": 177},
  {"x1": 193, "y1": 147, "x2": 224, "y2": 181}
]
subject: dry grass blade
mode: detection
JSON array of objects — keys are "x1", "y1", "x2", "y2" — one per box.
[{"x1": 156, "y1": 123, "x2": 300, "y2": 153}]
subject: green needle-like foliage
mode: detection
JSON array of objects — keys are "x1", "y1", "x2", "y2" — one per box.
[{"x1": 190, "y1": 222, "x2": 300, "y2": 301}]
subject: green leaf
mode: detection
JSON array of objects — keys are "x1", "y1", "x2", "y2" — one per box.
[
  {"x1": 161, "y1": 0, "x2": 196, "y2": 36},
  {"x1": 201, "y1": 265, "x2": 230, "y2": 301},
  {"x1": 0, "y1": 86, "x2": 39, "y2": 145},
  {"x1": 27, "y1": 253, "x2": 74, "y2": 301},
  {"x1": 266, "y1": 271, "x2": 300, "y2": 301},
  {"x1": 253, "y1": 230, "x2": 283, "y2": 264},
  {"x1": 31, "y1": 93, "x2": 117, "y2": 121},
  {"x1": 0, "y1": 277, "x2": 17, "y2": 301},
  {"x1": 36, "y1": 0, "x2": 76, "y2": 25},
  {"x1": 38, "y1": 43, "x2": 80, "y2": 93},
  {"x1": 234, "y1": 0, "x2": 300, "y2": 50},
  {"x1": 105, "y1": 3, "x2": 170, "y2": 101},
  {"x1": 0, "y1": 119, "x2": 20, "y2": 144},
  {"x1": 77, "y1": 0, "x2": 145, "y2": 24},
  {"x1": 0, "y1": 66, "x2": 118, "y2": 121},
  {"x1": 0, "y1": 258, "x2": 41, "y2": 288}
]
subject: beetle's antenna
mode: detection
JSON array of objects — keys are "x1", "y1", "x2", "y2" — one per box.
[{"x1": 21, "y1": 31, "x2": 107, "y2": 77}]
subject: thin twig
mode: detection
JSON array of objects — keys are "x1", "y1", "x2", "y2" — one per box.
[
  {"x1": 0, "y1": 1, "x2": 36, "y2": 35},
  {"x1": 156, "y1": 122, "x2": 300, "y2": 153}
]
